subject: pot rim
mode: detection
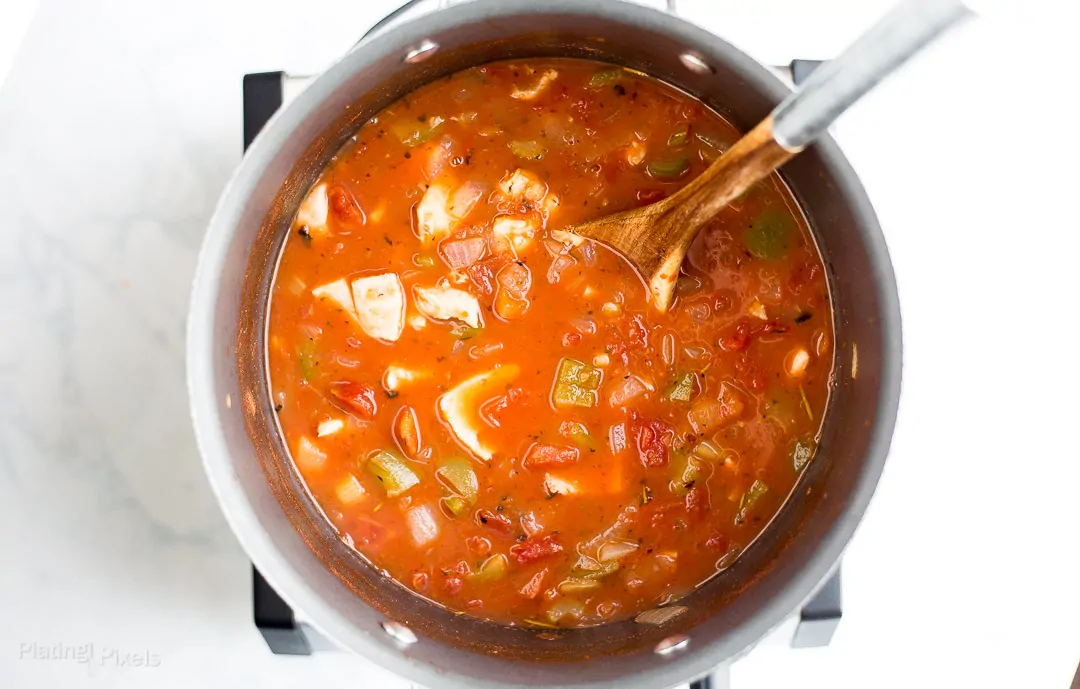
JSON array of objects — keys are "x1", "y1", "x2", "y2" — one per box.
[{"x1": 187, "y1": 0, "x2": 902, "y2": 686}]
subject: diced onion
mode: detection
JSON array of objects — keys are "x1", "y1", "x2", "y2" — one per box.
[
  {"x1": 786, "y1": 347, "x2": 811, "y2": 379},
  {"x1": 557, "y1": 579, "x2": 601, "y2": 594},
  {"x1": 317, "y1": 418, "x2": 344, "y2": 437},
  {"x1": 597, "y1": 539, "x2": 640, "y2": 563},
  {"x1": 608, "y1": 376, "x2": 650, "y2": 408},
  {"x1": 609, "y1": 424, "x2": 627, "y2": 454},
  {"x1": 601, "y1": 302, "x2": 621, "y2": 316},
  {"x1": 295, "y1": 436, "x2": 327, "y2": 471},
  {"x1": 440, "y1": 237, "x2": 486, "y2": 269},
  {"x1": 335, "y1": 474, "x2": 366, "y2": 505},
  {"x1": 406, "y1": 505, "x2": 440, "y2": 548}
]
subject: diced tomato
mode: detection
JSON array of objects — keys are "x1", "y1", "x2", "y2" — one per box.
[
  {"x1": 635, "y1": 420, "x2": 672, "y2": 468},
  {"x1": 328, "y1": 184, "x2": 365, "y2": 226},
  {"x1": 443, "y1": 575, "x2": 463, "y2": 596},
  {"x1": 412, "y1": 571, "x2": 430, "y2": 592},
  {"x1": 518, "y1": 569, "x2": 547, "y2": 599},
  {"x1": 562, "y1": 331, "x2": 582, "y2": 347},
  {"x1": 705, "y1": 533, "x2": 730, "y2": 551},
  {"x1": 476, "y1": 509, "x2": 515, "y2": 536},
  {"x1": 510, "y1": 535, "x2": 563, "y2": 564},
  {"x1": 394, "y1": 406, "x2": 421, "y2": 456},
  {"x1": 466, "y1": 257, "x2": 504, "y2": 300},
  {"x1": 466, "y1": 536, "x2": 492, "y2": 557},
  {"x1": 719, "y1": 317, "x2": 790, "y2": 352},
  {"x1": 482, "y1": 387, "x2": 523, "y2": 427},
  {"x1": 446, "y1": 560, "x2": 471, "y2": 576},
  {"x1": 328, "y1": 381, "x2": 378, "y2": 419},
  {"x1": 627, "y1": 315, "x2": 649, "y2": 348},
  {"x1": 523, "y1": 443, "x2": 580, "y2": 469},
  {"x1": 685, "y1": 485, "x2": 709, "y2": 518}
]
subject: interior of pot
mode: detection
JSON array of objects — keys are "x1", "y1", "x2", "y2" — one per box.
[{"x1": 214, "y1": 1, "x2": 900, "y2": 686}]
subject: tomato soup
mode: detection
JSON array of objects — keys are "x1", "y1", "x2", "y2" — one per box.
[{"x1": 266, "y1": 59, "x2": 832, "y2": 628}]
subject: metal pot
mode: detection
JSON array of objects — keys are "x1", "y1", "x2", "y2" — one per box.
[{"x1": 187, "y1": 1, "x2": 902, "y2": 686}]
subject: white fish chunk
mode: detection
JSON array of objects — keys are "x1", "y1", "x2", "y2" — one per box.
[
  {"x1": 311, "y1": 279, "x2": 359, "y2": 320},
  {"x1": 492, "y1": 216, "x2": 539, "y2": 255},
  {"x1": 498, "y1": 169, "x2": 547, "y2": 204},
  {"x1": 414, "y1": 284, "x2": 483, "y2": 329},
  {"x1": 416, "y1": 182, "x2": 484, "y2": 245},
  {"x1": 438, "y1": 365, "x2": 520, "y2": 460},
  {"x1": 297, "y1": 183, "x2": 330, "y2": 236},
  {"x1": 350, "y1": 273, "x2": 405, "y2": 342}
]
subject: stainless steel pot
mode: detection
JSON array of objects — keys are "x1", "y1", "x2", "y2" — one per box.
[{"x1": 187, "y1": 1, "x2": 902, "y2": 686}]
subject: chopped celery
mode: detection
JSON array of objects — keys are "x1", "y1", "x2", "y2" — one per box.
[
  {"x1": 571, "y1": 561, "x2": 619, "y2": 581},
  {"x1": 558, "y1": 578, "x2": 601, "y2": 594},
  {"x1": 667, "y1": 124, "x2": 689, "y2": 147},
  {"x1": 735, "y1": 480, "x2": 769, "y2": 524},
  {"x1": 666, "y1": 372, "x2": 696, "y2": 403},
  {"x1": 646, "y1": 156, "x2": 690, "y2": 179},
  {"x1": 450, "y1": 323, "x2": 480, "y2": 340},
  {"x1": 391, "y1": 115, "x2": 444, "y2": 147},
  {"x1": 552, "y1": 358, "x2": 602, "y2": 409},
  {"x1": 560, "y1": 421, "x2": 598, "y2": 451},
  {"x1": 745, "y1": 209, "x2": 793, "y2": 260},
  {"x1": 443, "y1": 495, "x2": 469, "y2": 516},
  {"x1": 470, "y1": 554, "x2": 508, "y2": 583},
  {"x1": 791, "y1": 438, "x2": 816, "y2": 472},
  {"x1": 669, "y1": 454, "x2": 702, "y2": 496},
  {"x1": 691, "y1": 439, "x2": 723, "y2": 463},
  {"x1": 367, "y1": 450, "x2": 420, "y2": 497},
  {"x1": 436, "y1": 457, "x2": 479, "y2": 504},
  {"x1": 298, "y1": 340, "x2": 317, "y2": 382},
  {"x1": 587, "y1": 69, "x2": 624, "y2": 89},
  {"x1": 508, "y1": 139, "x2": 546, "y2": 161}
]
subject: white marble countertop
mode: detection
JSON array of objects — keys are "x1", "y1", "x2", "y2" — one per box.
[{"x1": 1, "y1": 1, "x2": 1078, "y2": 687}]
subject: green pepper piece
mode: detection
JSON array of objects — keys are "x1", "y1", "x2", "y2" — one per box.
[
  {"x1": 450, "y1": 323, "x2": 480, "y2": 340},
  {"x1": 587, "y1": 69, "x2": 624, "y2": 89},
  {"x1": 745, "y1": 209, "x2": 793, "y2": 260},
  {"x1": 735, "y1": 480, "x2": 769, "y2": 524},
  {"x1": 367, "y1": 450, "x2": 420, "y2": 497},
  {"x1": 443, "y1": 495, "x2": 469, "y2": 516},
  {"x1": 572, "y1": 561, "x2": 620, "y2": 581},
  {"x1": 667, "y1": 124, "x2": 689, "y2": 148},
  {"x1": 666, "y1": 372, "x2": 697, "y2": 403},
  {"x1": 508, "y1": 139, "x2": 546, "y2": 161},
  {"x1": 552, "y1": 358, "x2": 603, "y2": 408},
  {"x1": 791, "y1": 438, "x2": 816, "y2": 472},
  {"x1": 669, "y1": 454, "x2": 702, "y2": 496},
  {"x1": 561, "y1": 421, "x2": 598, "y2": 451},
  {"x1": 469, "y1": 554, "x2": 508, "y2": 583},
  {"x1": 391, "y1": 115, "x2": 444, "y2": 147},
  {"x1": 646, "y1": 156, "x2": 690, "y2": 179},
  {"x1": 298, "y1": 340, "x2": 317, "y2": 382},
  {"x1": 436, "y1": 457, "x2": 479, "y2": 504}
]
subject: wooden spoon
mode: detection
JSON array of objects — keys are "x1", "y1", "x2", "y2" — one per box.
[{"x1": 569, "y1": 0, "x2": 972, "y2": 311}]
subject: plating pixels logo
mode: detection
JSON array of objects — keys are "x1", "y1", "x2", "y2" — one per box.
[{"x1": 18, "y1": 642, "x2": 161, "y2": 668}]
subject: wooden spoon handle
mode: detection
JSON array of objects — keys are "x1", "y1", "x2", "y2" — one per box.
[{"x1": 659, "y1": 116, "x2": 796, "y2": 240}]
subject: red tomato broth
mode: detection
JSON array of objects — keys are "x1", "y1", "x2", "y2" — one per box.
[{"x1": 267, "y1": 59, "x2": 833, "y2": 628}]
